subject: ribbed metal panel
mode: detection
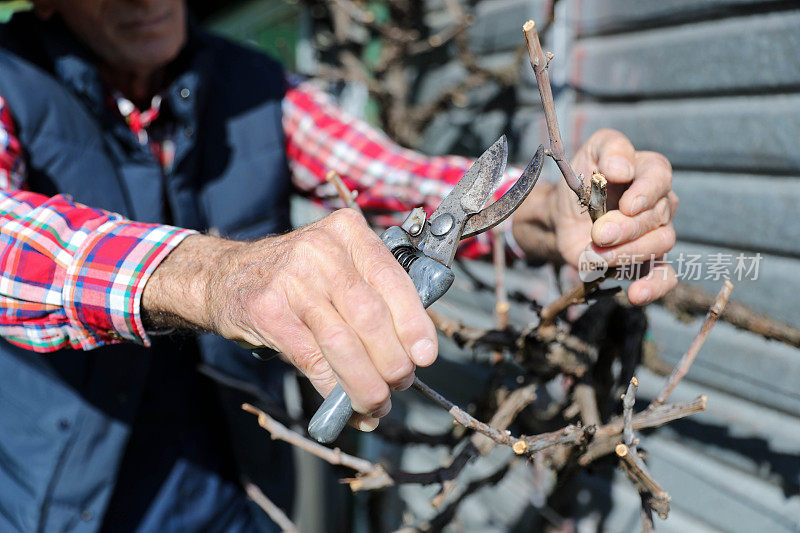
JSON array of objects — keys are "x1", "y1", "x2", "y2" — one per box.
[
  {"x1": 395, "y1": 0, "x2": 800, "y2": 527},
  {"x1": 567, "y1": 2, "x2": 800, "y2": 529}
]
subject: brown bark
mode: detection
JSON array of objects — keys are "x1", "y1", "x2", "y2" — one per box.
[
  {"x1": 661, "y1": 281, "x2": 799, "y2": 348},
  {"x1": 650, "y1": 280, "x2": 733, "y2": 408},
  {"x1": 523, "y1": 20, "x2": 586, "y2": 202}
]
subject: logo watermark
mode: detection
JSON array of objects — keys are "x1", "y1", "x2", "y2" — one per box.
[{"x1": 577, "y1": 249, "x2": 608, "y2": 282}]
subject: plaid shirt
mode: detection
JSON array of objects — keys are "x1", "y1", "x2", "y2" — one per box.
[{"x1": 0, "y1": 82, "x2": 520, "y2": 353}]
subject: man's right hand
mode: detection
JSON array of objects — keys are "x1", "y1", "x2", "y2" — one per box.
[{"x1": 142, "y1": 209, "x2": 438, "y2": 430}]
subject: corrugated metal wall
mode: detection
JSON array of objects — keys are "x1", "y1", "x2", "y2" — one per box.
[
  {"x1": 566, "y1": 2, "x2": 800, "y2": 530},
  {"x1": 403, "y1": 1, "x2": 800, "y2": 531}
]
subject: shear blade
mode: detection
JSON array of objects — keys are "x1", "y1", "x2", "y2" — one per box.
[
  {"x1": 458, "y1": 135, "x2": 508, "y2": 214},
  {"x1": 422, "y1": 136, "x2": 510, "y2": 267},
  {"x1": 461, "y1": 143, "x2": 545, "y2": 239}
]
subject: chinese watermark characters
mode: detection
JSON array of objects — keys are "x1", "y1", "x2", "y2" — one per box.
[{"x1": 577, "y1": 251, "x2": 762, "y2": 282}]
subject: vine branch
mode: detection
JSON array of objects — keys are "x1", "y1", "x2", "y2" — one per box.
[
  {"x1": 523, "y1": 19, "x2": 587, "y2": 202},
  {"x1": 662, "y1": 281, "x2": 799, "y2": 348},
  {"x1": 650, "y1": 280, "x2": 733, "y2": 408},
  {"x1": 617, "y1": 377, "x2": 672, "y2": 521},
  {"x1": 243, "y1": 478, "x2": 299, "y2": 533},
  {"x1": 327, "y1": 170, "x2": 363, "y2": 214}
]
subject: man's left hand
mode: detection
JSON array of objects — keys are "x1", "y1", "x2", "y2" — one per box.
[{"x1": 512, "y1": 128, "x2": 679, "y2": 305}]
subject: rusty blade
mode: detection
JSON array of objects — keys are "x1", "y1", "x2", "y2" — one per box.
[
  {"x1": 458, "y1": 135, "x2": 508, "y2": 213},
  {"x1": 461, "y1": 144, "x2": 545, "y2": 239},
  {"x1": 429, "y1": 136, "x2": 508, "y2": 224}
]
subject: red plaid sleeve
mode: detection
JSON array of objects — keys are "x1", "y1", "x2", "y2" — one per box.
[
  {"x1": 0, "y1": 96, "x2": 25, "y2": 190},
  {"x1": 283, "y1": 82, "x2": 525, "y2": 259},
  {"x1": 0, "y1": 96, "x2": 194, "y2": 352}
]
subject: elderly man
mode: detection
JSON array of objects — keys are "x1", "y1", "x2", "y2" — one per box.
[{"x1": 0, "y1": 0, "x2": 678, "y2": 530}]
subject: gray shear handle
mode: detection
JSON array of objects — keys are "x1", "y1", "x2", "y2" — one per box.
[
  {"x1": 307, "y1": 384, "x2": 352, "y2": 443},
  {"x1": 307, "y1": 230, "x2": 455, "y2": 443}
]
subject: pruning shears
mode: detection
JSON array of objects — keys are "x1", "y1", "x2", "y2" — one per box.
[{"x1": 308, "y1": 136, "x2": 546, "y2": 443}]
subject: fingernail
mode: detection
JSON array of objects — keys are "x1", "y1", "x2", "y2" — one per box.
[
  {"x1": 598, "y1": 222, "x2": 621, "y2": 245},
  {"x1": 369, "y1": 400, "x2": 391, "y2": 419},
  {"x1": 631, "y1": 195, "x2": 647, "y2": 215},
  {"x1": 357, "y1": 418, "x2": 379, "y2": 432},
  {"x1": 410, "y1": 338, "x2": 436, "y2": 366},
  {"x1": 604, "y1": 156, "x2": 633, "y2": 181},
  {"x1": 392, "y1": 372, "x2": 416, "y2": 391}
]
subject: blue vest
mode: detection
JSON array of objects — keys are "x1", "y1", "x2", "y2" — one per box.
[{"x1": 0, "y1": 14, "x2": 292, "y2": 532}]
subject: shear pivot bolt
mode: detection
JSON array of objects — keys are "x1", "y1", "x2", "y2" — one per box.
[{"x1": 429, "y1": 214, "x2": 454, "y2": 236}]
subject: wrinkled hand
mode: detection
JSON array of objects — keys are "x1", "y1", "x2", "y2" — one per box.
[
  {"x1": 515, "y1": 129, "x2": 679, "y2": 304},
  {"x1": 144, "y1": 209, "x2": 437, "y2": 430}
]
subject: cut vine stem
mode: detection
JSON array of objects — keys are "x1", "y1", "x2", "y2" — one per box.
[
  {"x1": 523, "y1": 19, "x2": 587, "y2": 203},
  {"x1": 326, "y1": 170, "x2": 363, "y2": 214},
  {"x1": 589, "y1": 170, "x2": 608, "y2": 222}
]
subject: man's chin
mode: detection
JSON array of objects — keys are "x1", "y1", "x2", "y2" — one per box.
[{"x1": 120, "y1": 39, "x2": 185, "y2": 73}]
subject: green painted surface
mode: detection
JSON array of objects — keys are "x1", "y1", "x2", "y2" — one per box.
[
  {"x1": 205, "y1": 0, "x2": 301, "y2": 70},
  {"x1": 0, "y1": 1, "x2": 32, "y2": 23}
]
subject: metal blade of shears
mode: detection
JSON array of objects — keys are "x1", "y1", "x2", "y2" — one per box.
[
  {"x1": 420, "y1": 136, "x2": 509, "y2": 266},
  {"x1": 432, "y1": 135, "x2": 508, "y2": 220},
  {"x1": 461, "y1": 144, "x2": 545, "y2": 239}
]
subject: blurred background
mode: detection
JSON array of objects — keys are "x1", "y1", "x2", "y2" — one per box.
[{"x1": 3, "y1": 0, "x2": 798, "y2": 531}]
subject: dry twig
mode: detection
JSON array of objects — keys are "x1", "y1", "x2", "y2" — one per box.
[
  {"x1": 412, "y1": 377, "x2": 521, "y2": 448},
  {"x1": 622, "y1": 377, "x2": 639, "y2": 447},
  {"x1": 242, "y1": 403, "x2": 394, "y2": 491},
  {"x1": 573, "y1": 382, "x2": 601, "y2": 427},
  {"x1": 523, "y1": 19, "x2": 586, "y2": 202},
  {"x1": 661, "y1": 281, "x2": 800, "y2": 348},
  {"x1": 589, "y1": 171, "x2": 608, "y2": 222},
  {"x1": 513, "y1": 424, "x2": 589, "y2": 455},
  {"x1": 491, "y1": 226, "x2": 509, "y2": 364},
  {"x1": 616, "y1": 377, "x2": 672, "y2": 520},
  {"x1": 650, "y1": 280, "x2": 733, "y2": 408},
  {"x1": 616, "y1": 443, "x2": 671, "y2": 520},
  {"x1": 474, "y1": 383, "x2": 537, "y2": 455},
  {"x1": 523, "y1": 19, "x2": 613, "y2": 322},
  {"x1": 539, "y1": 279, "x2": 604, "y2": 326},
  {"x1": 327, "y1": 170, "x2": 363, "y2": 214},
  {"x1": 243, "y1": 478, "x2": 299, "y2": 533},
  {"x1": 579, "y1": 396, "x2": 707, "y2": 466},
  {"x1": 492, "y1": 227, "x2": 510, "y2": 331}
]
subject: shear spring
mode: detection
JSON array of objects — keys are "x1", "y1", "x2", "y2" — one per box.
[{"x1": 392, "y1": 245, "x2": 419, "y2": 270}]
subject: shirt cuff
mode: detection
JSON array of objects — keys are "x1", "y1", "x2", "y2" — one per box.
[{"x1": 61, "y1": 220, "x2": 196, "y2": 350}]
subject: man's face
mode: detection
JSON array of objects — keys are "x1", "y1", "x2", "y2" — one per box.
[{"x1": 37, "y1": 0, "x2": 186, "y2": 74}]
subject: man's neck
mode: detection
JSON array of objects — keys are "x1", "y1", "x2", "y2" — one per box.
[{"x1": 98, "y1": 64, "x2": 166, "y2": 108}]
